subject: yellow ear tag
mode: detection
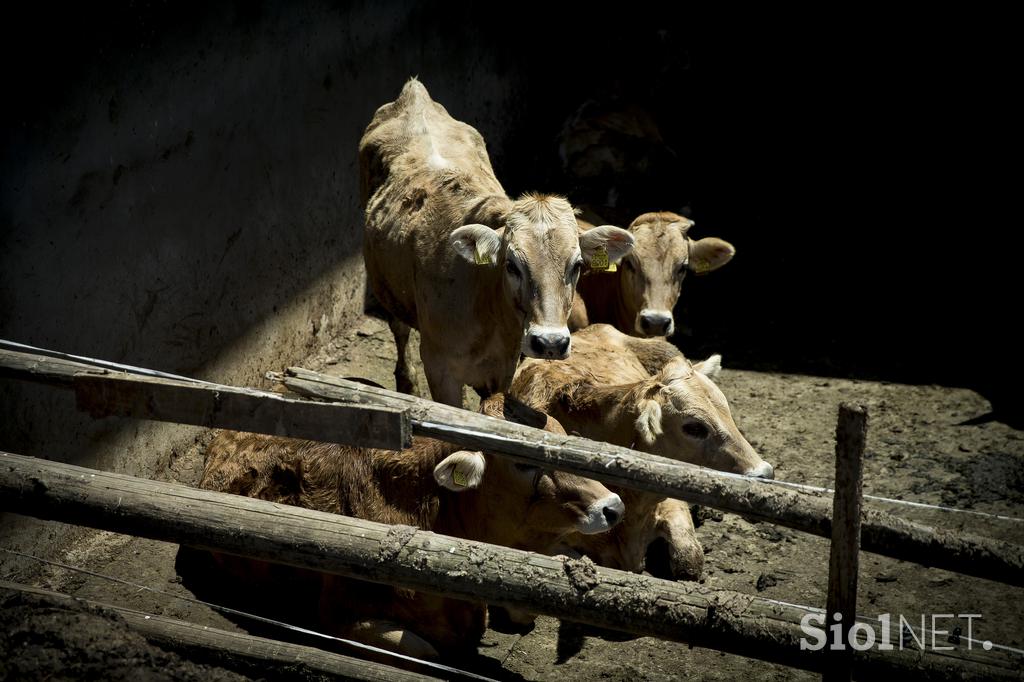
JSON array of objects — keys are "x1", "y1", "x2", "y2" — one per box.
[
  {"x1": 691, "y1": 259, "x2": 711, "y2": 275},
  {"x1": 589, "y1": 246, "x2": 610, "y2": 272},
  {"x1": 475, "y1": 250, "x2": 492, "y2": 266},
  {"x1": 452, "y1": 469, "x2": 469, "y2": 487}
]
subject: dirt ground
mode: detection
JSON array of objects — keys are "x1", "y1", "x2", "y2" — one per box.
[{"x1": 2, "y1": 315, "x2": 1022, "y2": 680}]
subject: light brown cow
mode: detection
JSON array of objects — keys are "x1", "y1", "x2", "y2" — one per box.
[
  {"x1": 571, "y1": 212, "x2": 735, "y2": 337},
  {"x1": 198, "y1": 393, "x2": 623, "y2": 660},
  {"x1": 511, "y1": 323, "x2": 772, "y2": 583},
  {"x1": 360, "y1": 79, "x2": 634, "y2": 406}
]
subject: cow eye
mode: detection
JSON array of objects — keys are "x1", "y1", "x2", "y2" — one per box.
[
  {"x1": 506, "y1": 258, "x2": 521, "y2": 278},
  {"x1": 677, "y1": 264, "x2": 688, "y2": 280},
  {"x1": 682, "y1": 422, "x2": 710, "y2": 439},
  {"x1": 570, "y1": 259, "x2": 583, "y2": 282}
]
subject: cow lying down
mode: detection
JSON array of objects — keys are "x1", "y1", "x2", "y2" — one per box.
[
  {"x1": 198, "y1": 393, "x2": 623, "y2": 660},
  {"x1": 512, "y1": 323, "x2": 773, "y2": 584}
]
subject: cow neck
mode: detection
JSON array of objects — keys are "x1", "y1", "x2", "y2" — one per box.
[
  {"x1": 561, "y1": 384, "x2": 667, "y2": 514},
  {"x1": 435, "y1": 475, "x2": 550, "y2": 551},
  {"x1": 463, "y1": 192, "x2": 524, "y2": 385},
  {"x1": 559, "y1": 382, "x2": 639, "y2": 448},
  {"x1": 461, "y1": 192, "x2": 514, "y2": 229},
  {"x1": 434, "y1": 486, "x2": 500, "y2": 545},
  {"x1": 612, "y1": 271, "x2": 637, "y2": 333},
  {"x1": 371, "y1": 437, "x2": 461, "y2": 529}
]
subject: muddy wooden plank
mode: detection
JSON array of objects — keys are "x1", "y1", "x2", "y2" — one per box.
[
  {"x1": 74, "y1": 373, "x2": 411, "y2": 451},
  {"x1": 0, "y1": 581, "x2": 444, "y2": 682},
  {"x1": 278, "y1": 367, "x2": 1024, "y2": 588},
  {"x1": 0, "y1": 348, "x2": 411, "y2": 450},
  {"x1": 1, "y1": 452, "x2": 1020, "y2": 680},
  {"x1": 0, "y1": 347, "x2": 97, "y2": 386}
]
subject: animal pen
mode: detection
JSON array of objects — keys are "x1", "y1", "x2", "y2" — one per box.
[{"x1": 1, "y1": 344, "x2": 1021, "y2": 681}]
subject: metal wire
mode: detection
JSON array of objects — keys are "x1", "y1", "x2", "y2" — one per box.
[
  {"x1": 0, "y1": 339, "x2": 217, "y2": 385},
  {"x1": 1, "y1": 548, "x2": 498, "y2": 682},
  {"x1": 5, "y1": 337, "x2": 1022, "y2": 524},
  {"x1": 416, "y1": 420, "x2": 1024, "y2": 523}
]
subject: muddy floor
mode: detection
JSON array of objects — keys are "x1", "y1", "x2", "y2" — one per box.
[{"x1": 2, "y1": 315, "x2": 1022, "y2": 680}]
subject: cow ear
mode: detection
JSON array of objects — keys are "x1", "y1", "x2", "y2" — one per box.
[
  {"x1": 692, "y1": 354, "x2": 722, "y2": 379},
  {"x1": 634, "y1": 398, "x2": 664, "y2": 445},
  {"x1": 688, "y1": 237, "x2": 735, "y2": 275},
  {"x1": 450, "y1": 224, "x2": 502, "y2": 266},
  {"x1": 670, "y1": 217, "x2": 696, "y2": 236},
  {"x1": 579, "y1": 225, "x2": 635, "y2": 266},
  {"x1": 434, "y1": 450, "x2": 486, "y2": 491}
]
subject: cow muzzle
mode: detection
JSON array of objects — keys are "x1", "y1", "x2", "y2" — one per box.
[
  {"x1": 523, "y1": 326, "x2": 571, "y2": 359},
  {"x1": 577, "y1": 493, "x2": 625, "y2": 534},
  {"x1": 745, "y1": 461, "x2": 775, "y2": 479},
  {"x1": 637, "y1": 310, "x2": 674, "y2": 337}
]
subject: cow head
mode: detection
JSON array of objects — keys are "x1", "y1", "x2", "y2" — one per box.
[
  {"x1": 433, "y1": 394, "x2": 625, "y2": 545},
  {"x1": 617, "y1": 212, "x2": 735, "y2": 337},
  {"x1": 627, "y1": 356, "x2": 773, "y2": 477},
  {"x1": 451, "y1": 194, "x2": 633, "y2": 360}
]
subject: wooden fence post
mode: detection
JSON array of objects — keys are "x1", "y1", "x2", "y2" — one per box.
[{"x1": 825, "y1": 403, "x2": 868, "y2": 681}]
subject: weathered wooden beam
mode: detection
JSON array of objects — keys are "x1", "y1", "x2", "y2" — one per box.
[
  {"x1": 825, "y1": 404, "x2": 868, "y2": 682},
  {"x1": 0, "y1": 348, "x2": 411, "y2": 451},
  {"x1": 278, "y1": 367, "x2": 1024, "y2": 588},
  {"x1": 74, "y1": 373, "x2": 411, "y2": 451},
  {"x1": 1, "y1": 452, "x2": 1020, "y2": 680},
  {"x1": 0, "y1": 581, "x2": 443, "y2": 682},
  {"x1": 0, "y1": 346, "x2": 99, "y2": 386}
]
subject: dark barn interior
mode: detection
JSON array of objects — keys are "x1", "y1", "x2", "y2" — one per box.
[
  {"x1": 1, "y1": 2, "x2": 1020, "y2": 680},
  {"x1": 4, "y1": 2, "x2": 1019, "y2": 430}
]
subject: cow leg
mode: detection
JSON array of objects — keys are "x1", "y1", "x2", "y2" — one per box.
[
  {"x1": 387, "y1": 317, "x2": 415, "y2": 395},
  {"x1": 349, "y1": 619, "x2": 440, "y2": 660},
  {"x1": 420, "y1": 343, "x2": 464, "y2": 407},
  {"x1": 652, "y1": 498, "x2": 704, "y2": 581}
]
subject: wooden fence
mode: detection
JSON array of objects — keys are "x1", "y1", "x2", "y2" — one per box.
[{"x1": 1, "y1": 346, "x2": 1022, "y2": 680}]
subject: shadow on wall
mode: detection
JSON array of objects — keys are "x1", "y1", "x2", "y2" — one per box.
[
  {"x1": 0, "y1": 0, "x2": 536, "y2": 462},
  {"x1": 2, "y1": 0, "x2": 1019, "y2": 462}
]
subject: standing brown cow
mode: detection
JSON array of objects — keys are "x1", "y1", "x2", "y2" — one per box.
[
  {"x1": 360, "y1": 79, "x2": 634, "y2": 406},
  {"x1": 198, "y1": 393, "x2": 623, "y2": 660},
  {"x1": 571, "y1": 212, "x2": 735, "y2": 337}
]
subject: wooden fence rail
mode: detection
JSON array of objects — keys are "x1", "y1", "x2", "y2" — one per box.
[
  {"x1": 0, "y1": 348, "x2": 411, "y2": 451},
  {"x1": 278, "y1": 367, "x2": 1024, "y2": 587},
  {"x1": 0, "y1": 582, "x2": 441, "y2": 682},
  {"x1": 1, "y1": 452, "x2": 1019, "y2": 681},
  {"x1": 2, "y1": 346, "x2": 1021, "y2": 587}
]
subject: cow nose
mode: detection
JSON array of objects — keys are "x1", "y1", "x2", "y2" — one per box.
[
  {"x1": 528, "y1": 331, "x2": 570, "y2": 358},
  {"x1": 579, "y1": 493, "x2": 625, "y2": 534},
  {"x1": 638, "y1": 310, "x2": 673, "y2": 337},
  {"x1": 747, "y1": 462, "x2": 775, "y2": 479},
  {"x1": 601, "y1": 494, "x2": 625, "y2": 528}
]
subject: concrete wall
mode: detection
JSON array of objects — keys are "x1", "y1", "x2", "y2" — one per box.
[
  {"x1": 2, "y1": 2, "x2": 1018, "y2": 570},
  {"x1": 0, "y1": 0, "x2": 532, "y2": 566}
]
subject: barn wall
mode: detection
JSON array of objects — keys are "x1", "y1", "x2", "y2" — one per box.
[
  {"x1": 1, "y1": 1, "x2": 1018, "y2": 570},
  {"x1": 0, "y1": 0, "x2": 532, "y2": 566}
]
